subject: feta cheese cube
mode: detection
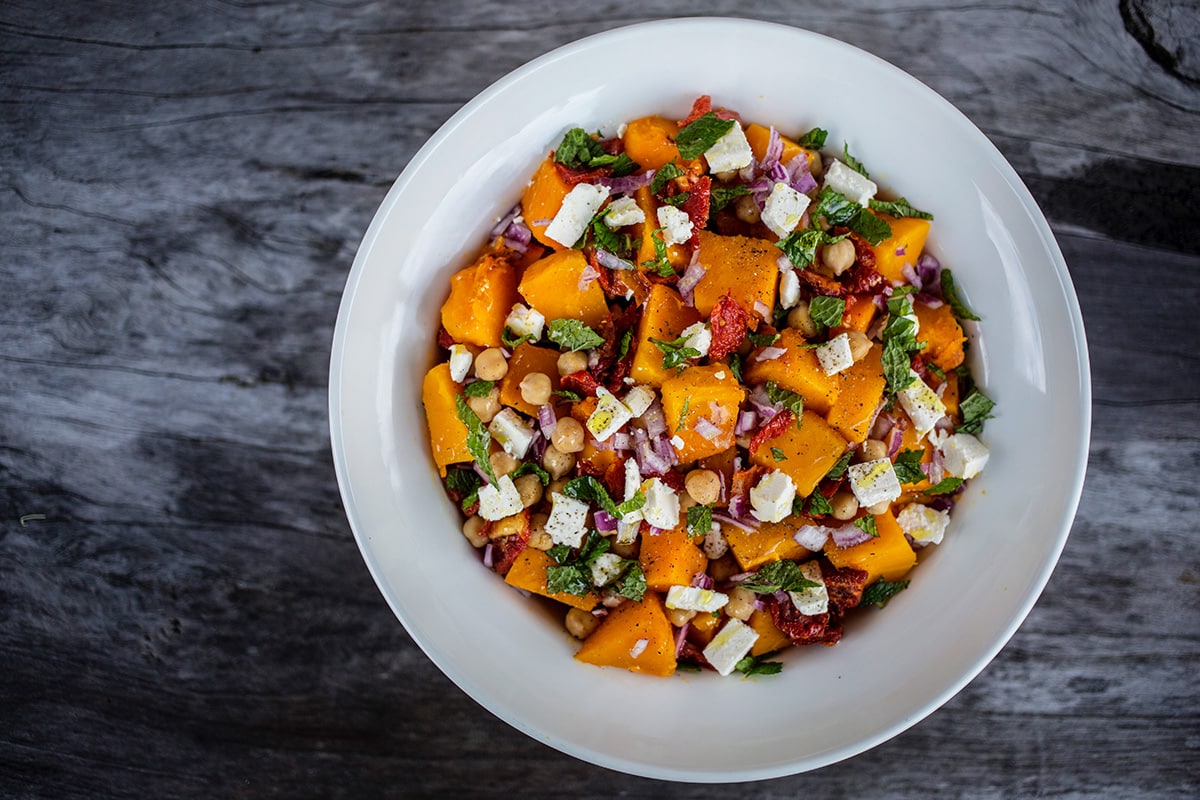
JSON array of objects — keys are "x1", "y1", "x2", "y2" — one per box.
[
  {"x1": 504, "y1": 303, "x2": 545, "y2": 342},
  {"x1": 656, "y1": 204, "x2": 694, "y2": 246},
  {"x1": 488, "y1": 408, "x2": 534, "y2": 459},
  {"x1": 788, "y1": 561, "x2": 829, "y2": 616},
  {"x1": 590, "y1": 552, "x2": 626, "y2": 587},
  {"x1": 897, "y1": 371, "x2": 947, "y2": 439},
  {"x1": 703, "y1": 121, "x2": 754, "y2": 174},
  {"x1": 477, "y1": 475, "x2": 524, "y2": 521},
  {"x1": 703, "y1": 522, "x2": 728, "y2": 559},
  {"x1": 670, "y1": 434, "x2": 685, "y2": 450},
  {"x1": 761, "y1": 181, "x2": 811, "y2": 239},
  {"x1": 641, "y1": 477, "x2": 680, "y2": 530},
  {"x1": 586, "y1": 387, "x2": 633, "y2": 442},
  {"x1": 665, "y1": 585, "x2": 729, "y2": 613},
  {"x1": 545, "y1": 492, "x2": 589, "y2": 548},
  {"x1": 940, "y1": 432, "x2": 990, "y2": 480},
  {"x1": 815, "y1": 332, "x2": 855, "y2": 376},
  {"x1": 622, "y1": 385, "x2": 655, "y2": 418},
  {"x1": 823, "y1": 159, "x2": 878, "y2": 207},
  {"x1": 615, "y1": 515, "x2": 642, "y2": 545},
  {"x1": 749, "y1": 470, "x2": 797, "y2": 523},
  {"x1": 779, "y1": 269, "x2": 800, "y2": 309},
  {"x1": 544, "y1": 183, "x2": 610, "y2": 247},
  {"x1": 680, "y1": 321, "x2": 711, "y2": 358},
  {"x1": 702, "y1": 618, "x2": 760, "y2": 677},
  {"x1": 896, "y1": 502, "x2": 951, "y2": 545},
  {"x1": 604, "y1": 195, "x2": 644, "y2": 228},
  {"x1": 623, "y1": 457, "x2": 642, "y2": 503},
  {"x1": 447, "y1": 344, "x2": 473, "y2": 383},
  {"x1": 847, "y1": 458, "x2": 902, "y2": 508}
]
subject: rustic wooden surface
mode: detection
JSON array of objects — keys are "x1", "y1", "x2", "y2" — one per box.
[{"x1": 2, "y1": 1, "x2": 1198, "y2": 796}]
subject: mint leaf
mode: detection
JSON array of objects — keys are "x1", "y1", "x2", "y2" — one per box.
[
  {"x1": 651, "y1": 333, "x2": 701, "y2": 370},
  {"x1": 940, "y1": 268, "x2": 981, "y2": 321},
  {"x1": 882, "y1": 337, "x2": 917, "y2": 393},
  {"x1": 510, "y1": 461, "x2": 551, "y2": 486},
  {"x1": 675, "y1": 112, "x2": 736, "y2": 160},
  {"x1": 552, "y1": 389, "x2": 584, "y2": 402},
  {"x1": 797, "y1": 127, "x2": 828, "y2": 148},
  {"x1": 777, "y1": 225, "x2": 847, "y2": 270},
  {"x1": 614, "y1": 561, "x2": 647, "y2": 601},
  {"x1": 869, "y1": 197, "x2": 933, "y2": 220},
  {"x1": 735, "y1": 652, "x2": 784, "y2": 676},
  {"x1": 501, "y1": 327, "x2": 536, "y2": 349},
  {"x1": 860, "y1": 578, "x2": 909, "y2": 608},
  {"x1": 847, "y1": 210, "x2": 892, "y2": 245},
  {"x1": 740, "y1": 560, "x2": 819, "y2": 594},
  {"x1": 677, "y1": 396, "x2": 691, "y2": 430},
  {"x1": 842, "y1": 144, "x2": 869, "y2": 177},
  {"x1": 808, "y1": 296, "x2": 845, "y2": 328},
  {"x1": 548, "y1": 318, "x2": 605, "y2": 351},
  {"x1": 546, "y1": 563, "x2": 590, "y2": 596},
  {"x1": 766, "y1": 381, "x2": 805, "y2": 422},
  {"x1": 771, "y1": 447, "x2": 787, "y2": 462},
  {"x1": 710, "y1": 184, "x2": 751, "y2": 212},
  {"x1": 454, "y1": 393, "x2": 497, "y2": 485},
  {"x1": 892, "y1": 449, "x2": 926, "y2": 485},
  {"x1": 728, "y1": 352, "x2": 743, "y2": 383},
  {"x1": 807, "y1": 491, "x2": 834, "y2": 517},
  {"x1": 444, "y1": 468, "x2": 481, "y2": 495},
  {"x1": 825, "y1": 451, "x2": 853, "y2": 480},
  {"x1": 662, "y1": 192, "x2": 690, "y2": 207},
  {"x1": 590, "y1": 152, "x2": 639, "y2": 176},
  {"x1": 811, "y1": 188, "x2": 860, "y2": 227},
  {"x1": 925, "y1": 476, "x2": 964, "y2": 495},
  {"x1": 640, "y1": 228, "x2": 676, "y2": 277},
  {"x1": 617, "y1": 330, "x2": 633, "y2": 360},
  {"x1": 853, "y1": 516, "x2": 879, "y2": 537},
  {"x1": 462, "y1": 379, "x2": 495, "y2": 398},
  {"x1": 957, "y1": 388, "x2": 995, "y2": 434},
  {"x1": 555, "y1": 128, "x2": 605, "y2": 169},
  {"x1": 686, "y1": 504, "x2": 713, "y2": 538},
  {"x1": 747, "y1": 331, "x2": 780, "y2": 348},
  {"x1": 649, "y1": 162, "x2": 684, "y2": 194},
  {"x1": 591, "y1": 213, "x2": 635, "y2": 257},
  {"x1": 564, "y1": 476, "x2": 644, "y2": 519},
  {"x1": 614, "y1": 489, "x2": 646, "y2": 518}
]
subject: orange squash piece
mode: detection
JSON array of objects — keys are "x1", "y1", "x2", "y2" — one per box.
[
  {"x1": 869, "y1": 214, "x2": 931, "y2": 283},
  {"x1": 630, "y1": 284, "x2": 701, "y2": 388},
  {"x1": 744, "y1": 328, "x2": 841, "y2": 415},
  {"x1": 687, "y1": 610, "x2": 722, "y2": 646},
  {"x1": 748, "y1": 409, "x2": 848, "y2": 498},
  {"x1": 724, "y1": 518, "x2": 812, "y2": 572},
  {"x1": 748, "y1": 608, "x2": 792, "y2": 656},
  {"x1": 914, "y1": 301, "x2": 966, "y2": 371},
  {"x1": 660, "y1": 364, "x2": 746, "y2": 463},
  {"x1": 440, "y1": 252, "x2": 520, "y2": 348},
  {"x1": 504, "y1": 548, "x2": 599, "y2": 611},
  {"x1": 833, "y1": 293, "x2": 877, "y2": 335},
  {"x1": 744, "y1": 123, "x2": 818, "y2": 170},
  {"x1": 634, "y1": 186, "x2": 690, "y2": 271},
  {"x1": 622, "y1": 115, "x2": 682, "y2": 172},
  {"x1": 422, "y1": 363, "x2": 471, "y2": 476},
  {"x1": 824, "y1": 510, "x2": 916, "y2": 583},
  {"x1": 521, "y1": 157, "x2": 572, "y2": 249},
  {"x1": 827, "y1": 345, "x2": 886, "y2": 443},
  {"x1": 639, "y1": 525, "x2": 708, "y2": 592},
  {"x1": 499, "y1": 343, "x2": 562, "y2": 417},
  {"x1": 693, "y1": 230, "x2": 779, "y2": 320},
  {"x1": 574, "y1": 593, "x2": 677, "y2": 676},
  {"x1": 941, "y1": 371, "x2": 960, "y2": 418},
  {"x1": 518, "y1": 249, "x2": 610, "y2": 328}
]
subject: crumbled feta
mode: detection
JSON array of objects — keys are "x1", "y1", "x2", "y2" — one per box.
[
  {"x1": 761, "y1": 181, "x2": 811, "y2": 239},
  {"x1": 940, "y1": 432, "x2": 990, "y2": 480},
  {"x1": 623, "y1": 385, "x2": 655, "y2": 418},
  {"x1": 703, "y1": 121, "x2": 754, "y2": 174},
  {"x1": 544, "y1": 183, "x2": 610, "y2": 247},
  {"x1": 896, "y1": 502, "x2": 951, "y2": 545},
  {"x1": 788, "y1": 561, "x2": 829, "y2": 616},
  {"x1": 545, "y1": 492, "x2": 589, "y2": 548},
  {"x1": 657, "y1": 205, "x2": 694, "y2": 245},
  {"x1": 590, "y1": 552, "x2": 626, "y2": 587},
  {"x1": 680, "y1": 321, "x2": 711, "y2": 358},
  {"x1": 779, "y1": 269, "x2": 800, "y2": 309},
  {"x1": 714, "y1": 371, "x2": 726, "y2": 380},
  {"x1": 504, "y1": 303, "x2": 545, "y2": 342},
  {"x1": 488, "y1": 408, "x2": 534, "y2": 459},
  {"x1": 847, "y1": 458, "x2": 902, "y2": 508},
  {"x1": 670, "y1": 435, "x2": 685, "y2": 450},
  {"x1": 586, "y1": 387, "x2": 633, "y2": 442},
  {"x1": 703, "y1": 521, "x2": 728, "y2": 559},
  {"x1": 702, "y1": 618, "x2": 760, "y2": 677},
  {"x1": 897, "y1": 371, "x2": 947, "y2": 439},
  {"x1": 823, "y1": 159, "x2": 877, "y2": 207},
  {"x1": 447, "y1": 344, "x2": 473, "y2": 383},
  {"x1": 604, "y1": 195, "x2": 644, "y2": 228},
  {"x1": 665, "y1": 585, "x2": 729, "y2": 613},
  {"x1": 477, "y1": 475, "x2": 524, "y2": 521},
  {"x1": 641, "y1": 477, "x2": 680, "y2": 530},
  {"x1": 623, "y1": 457, "x2": 642, "y2": 502},
  {"x1": 816, "y1": 332, "x2": 855, "y2": 376},
  {"x1": 749, "y1": 470, "x2": 796, "y2": 523},
  {"x1": 615, "y1": 516, "x2": 641, "y2": 545}
]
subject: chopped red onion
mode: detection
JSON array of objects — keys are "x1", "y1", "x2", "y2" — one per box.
[
  {"x1": 766, "y1": 162, "x2": 788, "y2": 182},
  {"x1": 591, "y1": 607, "x2": 609, "y2": 618},
  {"x1": 677, "y1": 259, "x2": 707, "y2": 306},
  {"x1": 529, "y1": 217, "x2": 552, "y2": 227},
  {"x1": 727, "y1": 494, "x2": 748, "y2": 520},
  {"x1": 776, "y1": 254, "x2": 793, "y2": 272},
  {"x1": 594, "y1": 510, "x2": 618, "y2": 532},
  {"x1": 887, "y1": 423, "x2": 905, "y2": 458},
  {"x1": 927, "y1": 447, "x2": 946, "y2": 485},
  {"x1": 691, "y1": 571, "x2": 715, "y2": 590},
  {"x1": 755, "y1": 346, "x2": 786, "y2": 363},
  {"x1": 578, "y1": 264, "x2": 601, "y2": 290},
  {"x1": 753, "y1": 597, "x2": 767, "y2": 611},
  {"x1": 748, "y1": 176, "x2": 774, "y2": 205},
  {"x1": 694, "y1": 416, "x2": 722, "y2": 441},
  {"x1": 472, "y1": 462, "x2": 492, "y2": 486},
  {"x1": 870, "y1": 408, "x2": 895, "y2": 442},
  {"x1": 901, "y1": 262, "x2": 923, "y2": 291},
  {"x1": 597, "y1": 169, "x2": 655, "y2": 195},
  {"x1": 674, "y1": 623, "x2": 690, "y2": 657},
  {"x1": 651, "y1": 432, "x2": 679, "y2": 467},
  {"x1": 610, "y1": 432, "x2": 632, "y2": 451},
  {"x1": 915, "y1": 293, "x2": 944, "y2": 308},
  {"x1": 648, "y1": 526, "x2": 664, "y2": 537},
  {"x1": 763, "y1": 126, "x2": 784, "y2": 171},
  {"x1": 642, "y1": 401, "x2": 668, "y2": 438},
  {"x1": 748, "y1": 384, "x2": 781, "y2": 420},
  {"x1": 794, "y1": 524, "x2": 831, "y2": 552},
  {"x1": 916, "y1": 253, "x2": 943, "y2": 295},
  {"x1": 734, "y1": 409, "x2": 758, "y2": 436},
  {"x1": 784, "y1": 154, "x2": 817, "y2": 195},
  {"x1": 595, "y1": 249, "x2": 634, "y2": 271},
  {"x1": 713, "y1": 512, "x2": 759, "y2": 533},
  {"x1": 529, "y1": 430, "x2": 547, "y2": 462},
  {"x1": 488, "y1": 204, "x2": 521, "y2": 239},
  {"x1": 482, "y1": 543, "x2": 495, "y2": 569},
  {"x1": 895, "y1": 244, "x2": 908, "y2": 258},
  {"x1": 537, "y1": 404, "x2": 558, "y2": 438},
  {"x1": 831, "y1": 523, "x2": 873, "y2": 548},
  {"x1": 753, "y1": 299, "x2": 771, "y2": 323}
]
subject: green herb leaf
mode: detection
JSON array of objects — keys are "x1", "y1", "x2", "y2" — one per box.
[
  {"x1": 741, "y1": 560, "x2": 820, "y2": 594},
  {"x1": 842, "y1": 143, "x2": 869, "y2": 177},
  {"x1": 501, "y1": 327, "x2": 536, "y2": 349},
  {"x1": 591, "y1": 213, "x2": 635, "y2": 258},
  {"x1": 677, "y1": 396, "x2": 691, "y2": 430},
  {"x1": 649, "y1": 162, "x2": 684, "y2": 194},
  {"x1": 614, "y1": 490, "x2": 646, "y2": 518},
  {"x1": 462, "y1": 379, "x2": 495, "y2": 398},
  {"x1": 552, "y1": 389, "x2": 584, "y2": 402},
  {"x1": 811, "y1": 188, "x2": 860, "y2": 227},
  {"x1": 640, "y1": 228, "x2": 676, "y2": 277},
  {"x1": 454, "y1": 393, "x2": 497, "y2": 484},
  {"x1": 510, "y1": 461, "x2": 551, "y2": 486},
  {"x1": 662, "y1": 192, "x2": 690, "y2": 207},
  {"x1": 686, "y1": 504, "x2": 713, "y2": 538},
  {"x1": 892, "y1": 449, "x2": 927, "y2": 485},
  {"x1": 853, "y1": 516, "x2": 880, "y2": 537},
  {"x1": 590, "y1": 152, "x2": 639, "y2": 176},
  {"x1": 860, "y1": 578, "x2": 910, "y2": 608},
  {"x1": 548, "y1": 319, "x2": 605, "y2": 351},
  {"x1": 614, "y1": 561, "x2": 647, "y2": 601},
  {"x1": 728, "y1": 353, "x2": 744, "y2": 383},
  {"x1": 940, "y1": 268, "x2": 981, "y2": 321},
  {"x1": 957, "y1": 388, "x2": 995, "y2": 435},
  {"x1": 882, "y1": 337, "x2": 917, "y2": 394},
  {"x1": 546, "y1": 563, "x2": 590, "y2": 596},
  {"x1": 771, "y1": 447, "x2": 788, "y2": 462},
  {"x1": 776, "y1": 225, "x2": 848, "y2": 270},
  {"x1": 554, "y1": 128, "x2": 605, "y2": 169},
  {"x1": 766, "y1": 381, "x2": 805, "y2": 423},
  {"x1": 925, "y1": 477, "x2": 965, "y2": 495},
  {"x1": 675, "y1": 112, "x2": 736, "y2": 160},
  {"x1": 796, "y1": 127, "x2": 828, "y2": 148},
  {"x1": 747, "y1": 331, "x2": 781, "y2": 348},
  {"x1": 735, "y1": 653, "x2": 784, "y2": 676},
  {"x1": 825, "y1": 451, "x2": 853, "y2": 480},
  {"x1": 617, "y1": 330, "x2": 633, "y2": 361},
  {"x1": 444, "y1": 468, "x2": 481, "y2": 496},
  {"x1": 847, "y1": 210, "x2": 892, "y2": 245},
  {"x1": 869, "y1": 197, "x2": 933, "y2": 220},
  {"x1": 563, "y1": 475, "x2": 620, "y2": 516},
  {"x1": 807, "y1": 491, "x2": 834, "y2": 517},
  {"x1": 651, "y1": 334, "x2": 701, "y2": 371},
  {"x1": 808, "y1": 296, "x2": 846, "y2": 328},
  {"x1": 710, "y1": 184, "x2": 751, "y2": 212}
]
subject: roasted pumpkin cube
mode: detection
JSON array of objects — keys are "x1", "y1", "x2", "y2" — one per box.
[
  {"x1": 499, "y1": 343, "x2": 562, "y2": 417},
  {"x1": 522, "y1": 157, "x2": 573, "y2": 249},
  {"x1": 422, "y1": 362, "x2": 471, "y2": 476},
  {"x1": 744, "y1": 123, "x2": 818, "y2": 170},
  {"x1": 748, "y1": 608, "x2": 792, "y2": 656},
  {"x1": 693, "y1": 230, "x2": 779, "y2": 320},
  {"x1": 914, "y1": 301, "x2": 966, "y2": 371},
  {"x1": 518, "y1": 249, "x2": 610, "y2": 329},
  {"x1": 504, "y1": 548, "x2": 599, "y2": 611},
  {"x1": 622, "y1": 115, "x2": 682, "y2": 172},
  {"x1": 869, "y1": 214, "x2": 931, "y2": 283},
  {"x1": 630, "y1": 284, "x2": 701, "y2": 388},
  {"x1": 639, "y1": 525, "x2": 708, "y2": 592},
  {"x1": 574, "y1": 592, "x2": 677, "y2": 676},
  {"x1": 440, "y1": 252, "x2": 520, "y2": 348},
  {"x1": 744, "y1": 328, "x2": 841, "y2": 415},
  {"x1": 824, "y1": 509, "x2": 916, "y2": 583},
  {"x1": 661, "y1": 364, "x2": 745, "y2": 463},
  {"x1": 748, "y1": 409, "x2": 848, "y2": 497},
  {"x1": 724, "y1": 517, "x2": 813, "y2": 572},
  {"x1": 833, "y1": 293, "x2": 878, "y2": 335},
  {"x1": 827, "y1": 345, "x2": 886, "y2": 443}
]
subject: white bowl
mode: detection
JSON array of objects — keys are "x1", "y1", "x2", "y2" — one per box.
[{"x1": 329, "y1": 18, "x2": 1090, "y2": 782}]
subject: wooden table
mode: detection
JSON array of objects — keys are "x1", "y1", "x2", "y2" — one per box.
[{"x1": 3, "y1": 2, "x2": 1197, "y2": 796}]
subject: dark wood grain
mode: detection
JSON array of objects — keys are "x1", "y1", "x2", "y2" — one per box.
[{"x1": 2, "y1": 1, "x2": 1198, "y2": 797}]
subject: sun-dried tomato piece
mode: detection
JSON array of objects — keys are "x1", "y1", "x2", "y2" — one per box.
[
  {"x1": 679, "y1": 95, "x2": 714, "y2": 127},
  {"x1": 766, "y1": 593, "x2": 844, "y2": 646},
  {"x1": 820, "y1": 562, "x2": 869, "y2": 614},
  {"x1": 579, "y1": 454, "x2": 628, "y2": 499},
  {"x1": 795, "y1": 268, "x2": 848, "y2": 297},
  {"x1": 708, "y1": 294, "x2": 750, "y2": 360},
  {"x1": 553, "y1": 162, "x2": 609, "y2": 187},
  {"x1": 748, "y1": 409, "x2": 795, "y2": 455},
  {"x1": 681, "y1": 175, "x2": 712, "y2": 248},
  {"x1": 561, "y1": 370, "x2": 600, "y2": 398},
  {"x1": 490, "y1": 511, "x2": 531, "y2": 576},
  {"x1": 677, "y1": 638, "x2": 711, "y2": 670},
  {"x1": 436, "y1": 326, "x2": 456, "y2": 350},
  {"x1": 727, "y1": 464, "x2": 767, "y2": 516}
]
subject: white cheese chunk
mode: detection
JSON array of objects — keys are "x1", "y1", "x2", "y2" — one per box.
[
  {"x1": 896, "y1": 502, "x2": 951, "y2": 545},
  {"x1": 641, "y1": 477, "x2": 680, "y2": 530},
  {"x1": 940, "y1": 432, "x2": 990, "y2": 480},
  {"x1": 545, "y1": 492, "x2": 589, "y2": 548},
  {"x1": 823, "y1": 159, "x2": 878, "y2": 207},
  {"x1": 544, "y1": 183, "x2": 611, "y2": 247},
  {"x1": 656, "y1": 204, "x2": 694, "y2": 246},
  {"x1": 504, "y1": 303, "x2": 545, "y2": 342},
  {"x1": 897, "y1": 371, "x2": 947, "y2": 439},
  {"x1": 665, "y1": 585, "x2": 729, "y2": 613},
  {"x1": 703, "y1": 521, "x2": 728, "y2": 559},
  {"x1": 590, "y1": 552, "x2": 626, "y2": 587},
  {"x1": 703, "y1": 121, "x2": 753, "y2": 174},
  {"x1": 622, "y1": 385, "x2": 655, "y2": 418},
  {"x1": 604, "y1": 195, "x2": 644, "y2": 228},
  {"x1": 815, "y1": 332, "x2": 855, "y2": 376},
  {"x1": 447, "y1": 344, "x2": 473, "y2": 383},
  {"x1": 670, "y1": 434, "x2": 685, "y2": 450},
  {"x1": 623, "y1": 457, "x2": 642, "y2": 503},
  {"x1": 761, "y1": 181, "x2": 811, "y2": 239},
  {"x1": 788, "y1": 561, "x2": 829, "y2": 616},
  {"x1": 586, "y1": 387, "x2": 633, "y2": 442},
  {"x1": 477, "y1": 475, "x2": 524, "y2": 521},
  {"x1": 702, "y1": 618, "x2": 760, "y2": 677},
  {"x1": 847, "y1": 458, "x2": 902, "y2": 508},
  {"x1": 779, "y1": 269, "x2": 800, "y2": 309},
  {"x1": 615, "y1": 515, "x2": 642, "y2": 545},
  {"x1": 488, "y1": 408, "x2": 534, "y2": 459},
  {"x1": 680, "y1": 321, "x2": 711, "y2": 358},
  {"x1": 749, "y1": 470, "x2": 797, "y2": 523}
]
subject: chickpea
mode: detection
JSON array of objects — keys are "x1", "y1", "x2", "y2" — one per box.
[
  {"x1": 466, "y1": 387, "x2": 500, "y2": 423},
  {"x1": 610, "y1": 540, "x2": 637, "y2": 559},
  {"x1": 808, "y1": 151, "x2": 824, "y2": 177},
  {"x1": 678, "y1": 493, "x2": 698, "y2": 514},
  {"x1": 867, "y1": 500, "x2": 892, "y2": 516},
  {"x1": 707, "y1": 553, "x2": 741, "y2": 584},
  {"x1": 519, "y1": 371, "x2": 552, "y2": 407},
  {"x1": 489, "y1": 513, "x2": 525, "y2": 540},
  {"x1": 830, "y1": 490, "x2": 860, "y2": 521},
  {"x1": 547, "y1": 478, "x2": 568, "y2": 497},
  {"x1": 474, "y1": 347, "x2": 508, "y2": 381},
  {"x1": 861, "y1": 438, "x2": 889, "y2": 462},
  {"x1": 667, "y1": 607, "x2": 697, "y2": 627},
  {"x1": 685, "y1": 469, "x2": 721, "y2": 506},
  {"x1": 461, "y1": 516, "x2": 488, "y2": 548},
  {"x1": 514, "y1": 473, "x2": 544, "y2": 508},
  {"x1": 847, "y1": 330, "x2": 873, "y2": 362},
  {"x1": 542, "y1": 444, "x2": 576, "y2": 480},
  {"x1": 565, "y1": 608, "x2": 600, "y2": 640},
  {"x1": 735, "y1": 194, "x2": 761, "y2": 224},
  {"x1": 823, "y1": 238, "x2": 856, "y2": 276},
  {"x1": 714, "y1": 169, "x2": 738, "y2": 183},
  {"x1": 725, "y1": 587, "x2": 757, "y2": 622},
  {"x1": 527, "y1": 513, "x2": 553, "y2": 550},
  {"x1": 787, "y1": 301, "x2": 820, "y2": 338},
  {"x1": 551, "y1": 417, "x2": 585, "y2": 454},
  {"x1": 557, "y1": 350, "x2": 588, "y2": 377},
  {"x1": 489, "y1": 449, "x2": 519, "y2": 478}
]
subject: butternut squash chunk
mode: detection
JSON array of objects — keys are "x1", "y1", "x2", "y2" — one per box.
[
  {"x1": 687, "y1": 609, "x2": 722, "y2": 646},
  {"x1": 422, "y1": 363, "x2": 471, "y2": 476},
  {"x1": 744, "y1": 328, "x2": 841, "y2": 415},
  {"x1": 824, "y1": 510, "x2": 916, "y2": 584},
  {"x1": 914, "y1": 301, "x2": 966, "y2": 371},
  {"x1": 630, "y1": 284, "x2": 701, "y2": 388},
  {"x1": 621, "y1": 115, "x2": 681, "y2": 172},
  {"x1": 639, "y1": 525, "x2": 708, "y2": 592},
  {"x1": 724, "y1": 517, "x2": 812, "y2": 572},
  {"x1": 748, "y1": 409, "x2": 848, "y2": 498},
  {"x1": 505, "y1": 548, "x2": 599, "y2": 611},
  {"x1": 693, "y1": 230, "x2": 779, "y2": 320},
  {"x1": 440, "y1": 252, "x2": 520, "y2": 348},
  {"x1": 522, "y1": 157, "x2": 572, "y2": 249},
  {"x1": 744, "y1": 123, "x2": 818, "y2": 170},
  {"x1": 869, "y1": 214, "x2": 931, "y2": 283},
  {"x1": 660, "y1": 364, "x2": 745, "y2": 463},
  {"x1": 499, "y1": 343, "x2": 562, "y2": 417},
  {"x1": 518, "y1": 249, "x2": 610, "y2": 328},
  {"x1": 833, "y1": 293, "x2": 877, "y2": 335},
  {"x1": 574, "y1": 593, "x2": 677, "y2": 676},
  {"x1": 748, "y1": 608, "x2": 792, "y2": 656},
  {"x1": 826, "y1": 345, "x2": 886, "y2": 443}
]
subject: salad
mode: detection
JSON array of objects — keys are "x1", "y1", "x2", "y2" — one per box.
[{"x1": 422, "y1": 95, "x2": 993, "y2": 678}]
